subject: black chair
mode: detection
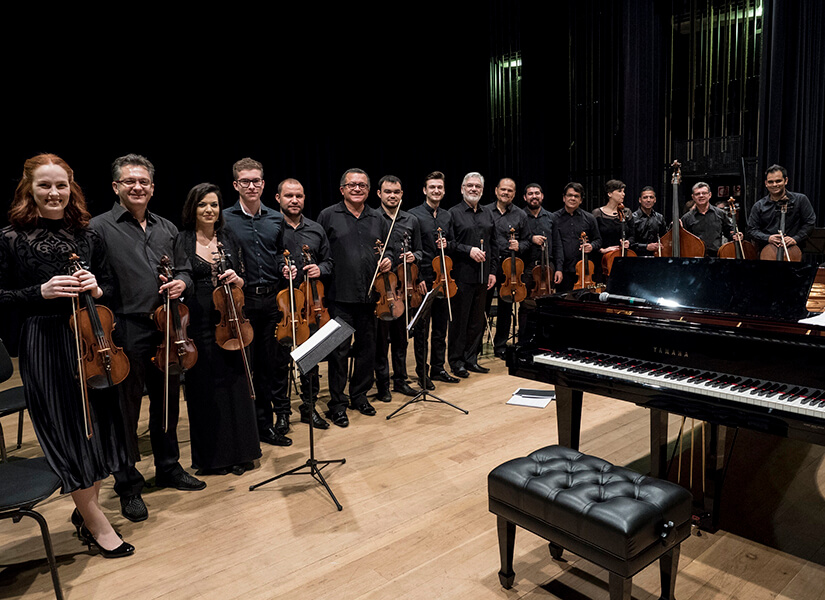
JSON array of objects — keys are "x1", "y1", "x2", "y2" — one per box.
[{"x1": 0, "y1": 385, "x2": 27, "y2": 462}]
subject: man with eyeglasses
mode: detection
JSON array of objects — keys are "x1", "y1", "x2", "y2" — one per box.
[
  {"x1": 223, "y1": 158, "x2": 292, "y2": 447},
  {"x1": 317, "y1": 168, "x2": 395, "y2": 427},
  {"x1": 681, "y1": 182, "x2": 737, "y2": 257},
  {"x1": 91, "y1": 154, "x2": 205, "y2": 524}
]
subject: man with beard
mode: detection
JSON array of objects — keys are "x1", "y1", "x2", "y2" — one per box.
[
  {"x1": 631, "y1": 187, "x2": 667, "y2": 256},
  {"x1": 447, "y1": 172, "x2": 499, "y2": 378},
  {"x1": 521, "y1": 183, "x2": 563, "y2": 330}
]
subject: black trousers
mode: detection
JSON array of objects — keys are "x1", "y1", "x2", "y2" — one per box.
[
  {"x1": 244, "y1": 290, "x2": 289, "y2": 430},
  {"x1": 448, "y1": 281, "x2": 487, "y2": 370},
  {"x1": 413, "y1": 294, "x2": 449, "y2": 379},
  {"x1": 112, "y1": 315, "x2": 183, "y2": 497},
  {"x1": 375, "y1": 313, "x2": 410, "y2": 390},
  {"x1": 327, "y1": 301, "x2": 376, "y2": 412}
]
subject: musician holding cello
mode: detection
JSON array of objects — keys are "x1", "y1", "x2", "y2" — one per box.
[
  {"x1": 746, "y1": 164, "x2": 816, "y2": 258},
  {"x1": 408, "y1": 171, "x2": 459, "y2": 390},
  {"x1": 276, "y1": 178, "x2": 333, "y2": 430},
  {"x1": 317, "y1": 168, "x2": 395, "y2": 428},
  {"x1": 374, "y1": 175, "x2": 422, "y2": 401},
  {"x1": 553, "y1": 182, "x2": 602, "y2": 293},
  {"x1": 178, "y1": 183, "x2": 261, "y2": 476},
  {"x1": 91, "y1": 154, "x2": 205, "y2": 524}
]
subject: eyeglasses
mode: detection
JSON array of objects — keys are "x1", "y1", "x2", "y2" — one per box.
[
  {"x1": 343, "y1": 182, "x2": 369, "y2": 190},
  {"x1": 116, "y1": 178, "x2": 152, "y2": 188},
  {"x1": 236, "y1": 178, "x2": 264, "y2": 188}
]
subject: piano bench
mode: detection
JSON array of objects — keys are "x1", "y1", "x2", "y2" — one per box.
[{"x1": 488, "y1": 445, "x2": 692, "y2": 600}]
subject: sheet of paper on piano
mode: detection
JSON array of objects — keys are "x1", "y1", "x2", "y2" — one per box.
[
  {"x1": 507, "y1": 388, "x2": 556, "y2": 408},
  {"x1": 799, "y1": 312, "x2": 825, "y2": 326}
]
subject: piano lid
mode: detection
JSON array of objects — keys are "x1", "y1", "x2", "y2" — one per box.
[{"x1": 605, "y1": 257, "x2": 817, "y2": 321}]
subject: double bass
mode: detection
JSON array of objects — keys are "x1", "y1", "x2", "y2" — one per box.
[
  {"x1": 660, "y1": 160, "x2": 706, "y2": 258},
  {"x1": 601, "y1": 203, "x2": 638, "y2": 276},
  {"x1": 499, "y1": 227, "x2": 527, "y2": 303},
  {"x1": 717, "y1": 198, "x2": 757, "y2": 259}
]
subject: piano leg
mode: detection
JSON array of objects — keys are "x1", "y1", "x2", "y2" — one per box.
[
  {"x1": 650, "y1": 408, "x2": 669, "y2": 478},
  {"x1": 555, "y1": 386, "x2": 582, "y2": 450},
  {"x1": 703, "y1": 423, "x2": 727, "y2": 532}
]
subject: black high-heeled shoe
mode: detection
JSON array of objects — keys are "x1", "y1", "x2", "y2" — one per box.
[
  {"x1": 78, "y1": 524, "x2": 135, "y2": 559},
  {"x1": 71, "y1": 508, "x2": 84, "y2": 533}
]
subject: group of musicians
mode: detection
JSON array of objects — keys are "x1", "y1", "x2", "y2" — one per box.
[{"x1": 0, "y1": 153, "x2": 815, "y2": 560}]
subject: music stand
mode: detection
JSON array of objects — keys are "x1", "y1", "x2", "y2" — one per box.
[
  {"x1": 385, "y1": 286, "x2": 468, "y2": 420},
  {"x1": 249, "y1": 318, "x2": 354, "y2": 511}
]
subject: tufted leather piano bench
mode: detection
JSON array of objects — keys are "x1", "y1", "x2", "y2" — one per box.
[{"x1": 488, "y1": 445, "x2": 692, "y2": 599}]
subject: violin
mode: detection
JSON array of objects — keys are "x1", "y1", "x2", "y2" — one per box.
[
  {"x1": 530, "y1": 235, "x2": 554, "y2": 298},
  {"x1": 601, "y1": 203, "x2": 638, "y2": 276},
  {"x1": 397, "y1": 232, "x2": 423, "y2": 310},
  {"x1": 373, "y1": 239, "x2": 404, "y2": 321},
  {"x1": 660, "y1": 160, "x2": 706, "y2": 258},
  {"x1": 431, "y1": 227, "x2": 456, "y2": 321},
  {"x1": 276, "y1": 250, "x2": 311, "y2": 346},
  {"x1": 299, "y1": 244, "x2": 330, "y2": 333},
  {"x1": 67, "y1": 253, "x2": 130, "y2": 439},
  {"x1": 153, "y1": 255, "x2": 198, "y2": 432},
  {"x1": 500, "y1": 227, "x2": 527, "y2": 303},
  {"x1": 573, "y1": 232, "x2": 602, "y2": 291},
  {"x1": 759, "y1": 200, "x2": 802, "y2": 262},
  {"x1": 212, "y1": 242, "x2": 255, "y2": 400},
  {"x1": 718, "y1": 198, "x2": 757, "y2": 260}
]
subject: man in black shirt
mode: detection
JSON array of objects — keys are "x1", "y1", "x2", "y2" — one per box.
[
  {"x1": 91, "y1": 154, "x2": 205, "y2": 523},
  {"x1": 553, "y1": 182, "x2": 601, "y2": 293},
  {"x1": 317, "y1": 169, "x2": 394, "y2": 427},
  {"x1": 631, "y1": 187, "x2": 667, "y2": 256},
  {"x1": 222, "y1": 158, "x2": 292, "y2": 447},
  {"x1": 276, "y1": 178, "x2": 332, "y2": 430},
  {"x1": 747, "y1": 164, "x2": 816, "y2": 255},
  {"x1": 448, "y1": 172, "x2": 499, "y2": 378},
  {"x1": 521, "y1": 183, "x2": 563, "y2": 329},
  {"x1": 408, "y1": 171, "x2": 459, "y2": 389},
  {"x1": 681, "y1": 182, "x2": 737, "y2": 256},
  {"x1": 374, "y1": 175, "x2": 422, "y2": 401}
]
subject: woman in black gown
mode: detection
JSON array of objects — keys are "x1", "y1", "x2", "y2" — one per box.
[
  {"x1": 0, "y1": 154, "x2": 133, "y2": 557},
  {"x1": 592, "y1": 179, "x2": 634, "y2": 282},
  {"x1": 179, "y1": 183, "x2": 260, "y2": 476}
]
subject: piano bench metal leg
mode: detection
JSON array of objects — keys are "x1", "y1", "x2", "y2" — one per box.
[
  {"x1": 608, "y1": 572, "x2": 632, "y2": 600},
  {"x1": 548, "y1": 541, "x2": 564, "y2": 560}
]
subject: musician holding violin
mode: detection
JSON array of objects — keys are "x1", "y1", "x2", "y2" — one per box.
[
  {"x1": 91, "y1": 154, "x2": 205, "y2": 525},
  {"x1": 276, "y1": 178, "x2": 333, "y2": 430},
  {"x1": 486, "y1": 178, "x2": 530, "y2": 360},
  {"x1": 522, "y1": 183, "x2": 563, "y2": 322},
  {"x1": 408, "y1": 171, "x2": 459, "y2": 389},
  {"x1": 631, "y1": 187, "x2": 667, "y2": 256},
  {"x1": 317, "y1": 168, "x2": 395, "y2": 428},
  {"x1": 592, "y1": 179, "x2": 635, "y2": 281},
  {"x1": 552, "y1": 182, "x2": 602, "y2": 293},
  {"x1": 178, "y1": 183, "x2": 261, "y2": 476},
  {"x1": 681, "y1": 182, "x2": 740, "y2": 257},
  {"x1": 746, "y1": 164, "x2": 816, "y2": 257},
  {"x1": 1, "y1": 154, "x2": 135, "y2": 557}
]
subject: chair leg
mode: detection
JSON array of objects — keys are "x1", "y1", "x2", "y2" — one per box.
[
  {"x1": 19, "y1": 508, "x2": 64, "y2": 600},
  {"x1": 17, "y1": 409, "x2": 24, "y2": 449},
  {"x1": 0, "y1": 423, "x2": 7, "y2": 463},
  {"x1": 496, "y1": 516, "x2": 516, "y2": 589},
  {"x1": 608, "y1": 572, "x2": 632, "y2": 600},
  {"x1": 658, "y1": 544, "x2": 681, "y2": 600}
]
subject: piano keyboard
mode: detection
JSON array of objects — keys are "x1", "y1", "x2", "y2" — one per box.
[{"x1": 534, "y1": 349, "x2": 825, "y2": 420}]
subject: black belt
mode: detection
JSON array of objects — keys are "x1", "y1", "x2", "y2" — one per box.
[{"x1": 246, "y1": 284, "x2": 278, "y2": 295}]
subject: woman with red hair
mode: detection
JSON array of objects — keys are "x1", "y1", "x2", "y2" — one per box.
[{"x1": 0, "y1": 154, "x2": 134, "y2": 558}]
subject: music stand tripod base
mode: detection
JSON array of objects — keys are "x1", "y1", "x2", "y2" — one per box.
[{"x1": 386, "y1": 388, "x2": 468, "y2": 420}]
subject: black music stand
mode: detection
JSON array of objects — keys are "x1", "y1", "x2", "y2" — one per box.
[
  {"x1": 386, "y1": 287, "x2": 468, "y2": 420},
  {"x1": 249, "y1": 318, "x2": 354, "y2": 510}
]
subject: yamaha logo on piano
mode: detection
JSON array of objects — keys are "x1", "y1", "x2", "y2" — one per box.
[{"x1": 652, "y1": 346, "x2": 689, "y2": 358}]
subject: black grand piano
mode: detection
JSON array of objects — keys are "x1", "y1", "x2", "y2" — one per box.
[{"x1": 508, "y1": 257, "x2": 825, "y2": 529}]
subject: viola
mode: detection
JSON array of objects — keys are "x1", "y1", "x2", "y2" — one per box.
[
  {"x1": 660, "y1": 160, "x2": 706, "y2": 258},
  {"x1": 373, "y1": 239, "x2": 404, "y2": 321},
  {"x1": 601, "y1": 203, "x2": 638, "y2": 276},
  {"x1": 397, "y1": 232, "x2": 423, "y2": 310},
  {"x1": 718, "y1": 198, "x2": 757, "y2": 260},
  {"x1": 212, "y1": 242, "x2": 255, "y2": 400},
  {"x1": 499, "y1": 227, "x2": 527, "y2": 303},
  {"x1": 759, "y1": 200, "x2": 802, "y2": 262},
  {"x1": 276, "y1": 250, "x2": 311, "y2": 346},
  {"x1": 573, "y1": 232, "x2": 602, "y2": 291},
  {"x1": 530, "y1": 236, "x2": 554, "y2": 298},
  {"x1": 299, "y1": 244, "x2": 330, "y2": 333}
]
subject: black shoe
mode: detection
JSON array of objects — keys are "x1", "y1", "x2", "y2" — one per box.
[
  {"x1": 494, "y1": 349, "x2": 507, "y2": 360},
  {"x1": 274, "y1": 413, "x2": 290, "y2": 435},
  {"x1": 78, "y1": 525, "x2": 135, "y2": 559},
  {"x1": 466, "y1": 362, "x2": 490, "y2": 374},
  {"x1": 350, "y1": 400, "x2": 377, "y2": 416},
  {"x1": 231, "y1": 463, "x2": 250, "y2": 476},
  {"x1": 431, "y1": 369, "x2": 459, "y2": 383},
  {"x1": 326, "y1": 410, "x2": 349, "y2": 428},
  {"x1": 259, "y1": 426, "x2": 293, "y2": 446},
  {"x1": 155, "y1": 470, "x2": 207, "y2": 491},
  {"x1": 376, "y1": 389, "x2": 392, "y2": 402},
  {"x1": 393, "y1": 381, "x2": 418, "y2": 396},
  {"x1": 418, "y1": 376, "x2": 435, "y2": 390},
  {"x1": 300, "y1": 407, "x2": 330, "y2": 429},
  {"x1": 120, "y1": 494, "x2": 148, "y2": 523},
  {"x1": 452, "y1": 366, "x2": 470, "y2": 378},
  {"x1": 71, "y1": 508, "x2": 84, "y2": 531}
]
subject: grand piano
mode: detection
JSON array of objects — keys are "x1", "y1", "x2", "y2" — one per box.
[{"x1": 508, "y1": 257, "x2": 825, "y2": 529}]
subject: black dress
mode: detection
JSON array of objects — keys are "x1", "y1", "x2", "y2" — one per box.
[
  {"x1": 179, "y1": 229, "x2": 260, "y2": 472},
  {"x1": 0, "y1": 219, "x2": 130, "y2": 493}
]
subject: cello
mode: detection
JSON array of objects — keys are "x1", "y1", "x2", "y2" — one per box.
[
  {"x1": 499, "y1": 227, "x2": 527, "y2": 303},
  {"x1": 717, "y1": 198, "x2": 757, "y2": 259},
  {"x1": 600, "y1": 203, "x2": 638, "y2": 276},
  {"x1": 660, "y1": 160, "x2": 706, "y2": 258},
  {"x1": 299, "y1": 244, "x2": 331, "y2": 333},
  {"x1": 759, "y1": 200, "x2": 802, "y2": 262}
]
